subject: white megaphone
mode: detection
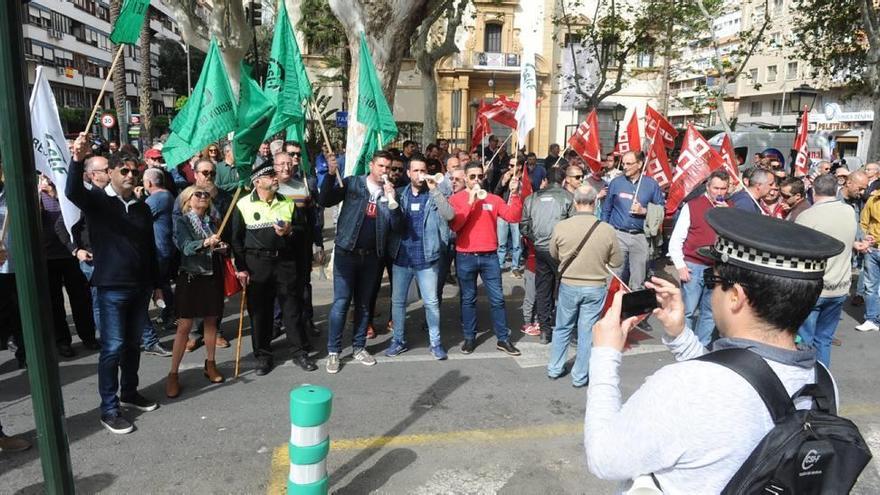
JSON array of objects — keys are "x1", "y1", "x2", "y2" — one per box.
[
  {"x1": 472, "y1": 184, "x2": 488, "y2": 200},
  {"x1": 381, "y1": 174, "x2": 398, "y2": 209},
  {"x1": 420, "y1": 172, "x2": 444, "y2": 184}
]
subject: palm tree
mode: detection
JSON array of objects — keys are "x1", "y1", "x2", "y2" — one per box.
[
  {"x1": 110, "y1": 0, "x2": 128, "y2": 145},
  {"x1": 139, "y1": 6, "x2": 153, "y2": 147}
]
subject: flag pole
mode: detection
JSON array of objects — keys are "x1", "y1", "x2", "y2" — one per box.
[
  {"x1": 307, "y1": 99, "x2": 343, "y2": 187},
  {"x1": 552, "y1": 145, "x2": 571, "y2": 169},
  {"x1": 486, "y1": 133, "x2": 513, "y2": 169},
  {"x1": 481, "y1": 133, "x2": 487, "y2": 169},
  {"x1": 84, "y1": 45, "x2": 125, "y2": 134},
  {"x1": 216, "y1": 186, "x2": 243, "y2": 237}
]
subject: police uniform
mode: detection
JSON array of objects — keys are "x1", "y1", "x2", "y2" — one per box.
[{"x1": 230, "y1": 164, "x2": 316, "y2": 374}]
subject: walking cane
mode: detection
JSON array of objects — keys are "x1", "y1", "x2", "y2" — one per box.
[{"x1": 234, "y1": 284, "x2": 248, "y2": 378}]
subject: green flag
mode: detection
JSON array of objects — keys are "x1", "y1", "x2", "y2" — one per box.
[
  {"x1": 286, "y1": 119, "x2": 311, "y2": 175},
  {"x1": 110, "y1": 0, "x2": 150, "y2": 45},
  {"x1": 353, "y1": 33, "x2": 397, "y2": 175},
  {"x1": 163, "y1": 39, "x2": 237, "y2": 168},
  {"x1": 264, "y1": 0, "x2": 312, "y2": 138},
  {"x1": 234, "y1": 63, "x2": 276, "y2": 184}
]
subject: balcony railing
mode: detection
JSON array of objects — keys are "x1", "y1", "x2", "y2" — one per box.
[{"x1": 472, "y1": 52, "x2": 520, "y2": 69}]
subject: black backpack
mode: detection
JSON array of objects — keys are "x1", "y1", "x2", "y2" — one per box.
[{"x1": 698, "y1": 348, "x2": 872, "y2": 495}]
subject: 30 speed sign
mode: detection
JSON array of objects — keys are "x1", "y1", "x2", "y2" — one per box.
[{"x1": 100, "y1": 113, "x2": 116, "y2": 129}]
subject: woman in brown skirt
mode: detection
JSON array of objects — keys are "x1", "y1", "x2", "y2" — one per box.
[{"x1": 166, "y1": 186, "x2": 228, "y2": 398}]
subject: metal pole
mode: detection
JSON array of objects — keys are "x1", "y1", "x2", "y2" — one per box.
[
  {"x1": 186, "y1": 42, "x2": 192, "y2": 97},
  {"x1": 0, "y1": 2, "x2": 75, "y2": 491}
]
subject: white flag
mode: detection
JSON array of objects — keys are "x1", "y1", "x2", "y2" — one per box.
[
  {"x1": 30, "y1": 66, "x2": 80, "y2": 235},
  {"x1": 515, "y1": 45, "x2": 537, "y2": 146}
]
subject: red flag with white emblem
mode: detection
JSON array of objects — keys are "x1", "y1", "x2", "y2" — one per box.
[
  {"x1": 719, "y1": 134, "x2": 742, "y2": 189},
  {"x1": 644, "y1": 128, "x2": 673, "y2": 188},
  {"x1": 614, "y1": 111, "x2": 641, "y2": 156},
  {"x1": 665, "y1": 124, "x2": 724, "y2": 216},
  {"x1": 482, "y1": 95, "x2": 519, "y2": 129},
  {"x1": 568, "y1": 109, "x2": 602, "y2": 174},
  {"x1": 471, "y1": 102, "x2": 492, "y2": 152},
  {"x1": 793, "y1": 107, "x2": 810, "y2": 177},
  {"x1": 645, "y1": 105, "x2": 678, "y2": 149}
]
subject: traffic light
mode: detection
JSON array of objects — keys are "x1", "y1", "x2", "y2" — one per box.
[{"x1": 246, "y1": 0, "x2": 262, "y2": 26}]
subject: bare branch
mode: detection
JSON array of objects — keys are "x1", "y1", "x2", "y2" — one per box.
[{"x1": 730, "y1": 0, "x2": 770, "y2": 81}]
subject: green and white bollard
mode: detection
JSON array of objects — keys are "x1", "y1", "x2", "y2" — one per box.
[{"x1": 288, "y1": 385, "x2": 333, "y2": 495}]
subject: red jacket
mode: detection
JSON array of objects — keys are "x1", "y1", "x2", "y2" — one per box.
[{"x1": 449, "y1": 190, "x2": 522, "y2": 252}]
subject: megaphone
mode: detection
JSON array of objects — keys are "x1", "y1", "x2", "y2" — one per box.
[
  {"x1": 381, "y1": 174, "x2": 399, "y2": 209},
  {"x1": 425, "y1": 173, "x2": 445, "y2": 184},
  {"x1": 472, "y1": 184, "x2": 488, "y2": 200}
]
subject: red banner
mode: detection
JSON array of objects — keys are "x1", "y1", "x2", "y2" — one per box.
[
  {"x1": 614, "y1": 111, "x2": 641, "y2": 156},
  {"x1": 793, "y1": 107, "x2": 810, "y2": 177},
  {"x1": 568, "y1": 110, "x2": 602, "y2": 174},
  {"x1": 645, "y1": 105, "x2": 678, "y2": 149},
  {"x1": 718, "y1": 134, "x2": 742, "y2": 189},
  {"x1": 482, "y1": 95, "x2": 519, "y2": 129},
  {"x1": 471, "y1": 103, "x2": 492, "y2": 152},
  {"x1": 644, "y1": 128, "x2": 673, "y2": 188},
  {"x1": 665, "y1": 124, "x2": 723, "y2": 216}
]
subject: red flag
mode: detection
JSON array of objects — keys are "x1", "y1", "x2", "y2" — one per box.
[
  {"x1": 644, "y1": 129, "x2": 673, "y2": 188},
  {"x1": 482, "y1": 95, "x2": 519, "y2": 129},
  {"x1": 793, "y1": 107, "x2": 810, "y2": 177},
  {"x1": 471, "y1": 103, "x2": 492, "y2": 152},
  {"x1": 600, "y1": 271, "x2": 650, "y2": 327},
  {"x1": 718, "y1": 134, "x2": 742, "y2": 189},
  {"x1": 568, "y1": 110, "x2": 602, "y2": 174},
  {"x1": 665, "y1": 124, "x2": 724, "y2": 216},
  {"x1": 614, "y1": 111, "x2": 641, "y2": 156},
  {"x1": 645, "y1": 106, "x2": 678, "y2": 149},
  {"x1": 520, "y1": 163, "x2": 533, "y2": 197}
]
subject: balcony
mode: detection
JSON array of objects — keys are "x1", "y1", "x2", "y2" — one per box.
[{"x1": 472, "y1": 52, "x2": 520, "y2": 70}]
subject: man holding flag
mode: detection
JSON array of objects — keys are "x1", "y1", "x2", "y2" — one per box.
[{"x1": 601, "y1": 151, "x2": 665, "y2": 290}]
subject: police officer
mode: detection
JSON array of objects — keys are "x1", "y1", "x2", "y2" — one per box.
[{"x1": 230, "y1": 162, "x2": 317, "y2": 375}]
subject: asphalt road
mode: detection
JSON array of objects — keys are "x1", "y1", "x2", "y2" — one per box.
[{"x1": 2, "y1": 262, "x2": 880, "y2": 494}]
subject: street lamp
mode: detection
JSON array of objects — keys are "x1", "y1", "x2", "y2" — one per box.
[
  {"x1": 612, "y1": 102, "x2": 626, "y2": 149},
  {"x1": 160, "y1": 89, "x2": 177, "y2": 114},
  {"x1": 789, "y1": 83, "x2": 818, "y2": 130}
]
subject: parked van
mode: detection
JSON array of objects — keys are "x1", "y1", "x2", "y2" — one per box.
[{"x1": 706, "y1": 129, "x2": 832, "y2": 171}]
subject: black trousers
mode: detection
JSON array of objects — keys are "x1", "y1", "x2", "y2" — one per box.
[
  {"x1": 535, "y1": 250, "x2": 559, "y2": 334},
  {"x1": 47, "y1": 257, "x2": 96, "y2": 346},
  {"x1": 293, "y1": 234, "x2": 315, "y2": 324},
  {"x1": 245, "y1": 253, "x2": 308, "y2": 360},
  {"x1": 0, "y1": 273, "x2": 25, "y2": 362}
]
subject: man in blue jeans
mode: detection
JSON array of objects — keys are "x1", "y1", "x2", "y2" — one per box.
[
  {"x1": 547, "y1": 185, "x2": 622, "y2": 387},
  {"x1": 385, "y1": 155, "x2": 454, "y2": 360},
  {"x1": 140, "y1": 168, "x2": 174, "y2": 357},
  {"x1": 318, "y1": 150, "x2": 402, "y2": 374},
  {"x1": 667, "y1": 170, "x2": 731, "y2": 345},
  {"x1": 67, "y1": 134, "x2": 159, "y2": 435},
  {"x1": 448, "y1": 162, "x2": 523, "y2": 355},
  {"x1": 495, "y1": 158, "x2": 524, "y2": 277}
]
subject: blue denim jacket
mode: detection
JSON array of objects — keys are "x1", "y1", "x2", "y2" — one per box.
[
  {"x1": 388, "y1": 186, "x2": 454, "y2": 264},
  {"x1": 318, "y1": 174, "x2": 402, "y2": 256}
]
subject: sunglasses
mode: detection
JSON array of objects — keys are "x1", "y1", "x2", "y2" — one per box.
[
  {"x1": 92, "y1": 167, "x2": 109, "y2": 174},
  {"x1": 208, "y1": 149, "x2": 218, "y2": 153},
  {"x1": 468, "y1": 174, "x2": 484, "y2": 180},
  {"x1": 703, "y1": 271, "x2": 748, "y2": 290},
  {"x1": 288, "y1": 152, "x2": 302, "y2": 157},
  {"x1": 568, "y1": 175, "x2": 583, "y2": 180},
  {"x1": 118, "y1": 168, "x2": 138, "y2": 177},
  {"x1": 198, "y1": 170, "x2": 217, "y2": 178},
  {"x1": 389, "y1": 167, "x2": 404, "y2": 172},
  {"x1": 193, "y1": 191, "x2": 211, "y2": 199}
]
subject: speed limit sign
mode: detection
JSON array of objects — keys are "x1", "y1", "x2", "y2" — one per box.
[{"x1": 100, "y1": 113, "x2": 116, "y2": 129}]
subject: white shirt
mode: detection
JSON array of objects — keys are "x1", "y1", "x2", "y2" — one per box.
[
  {"x1": 667, "y1": 203, "x2": 691, "y2": 270},
  {"x1": 104, "y1": 184, "x2": 138, "y2": 213}
]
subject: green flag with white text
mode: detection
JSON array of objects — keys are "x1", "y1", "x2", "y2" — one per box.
[
  {"x1": 163, "y1": 39, "x2": 237, "y2": 168},
  {"x1": 110, "y1": 0, "x2": 150, "y2": 45},
  {"x1": 264, "y1": 0, "x2": 312, "y2": 138},
  {"x1": 353, "y1": 33, "x2": 397, "y2": 175},
  {"x1": 286, "y1": 119, "x2": 311, "y2": 175},
  {"x1": 234, "y1": 63, "x2": 276, "y2": 184}
]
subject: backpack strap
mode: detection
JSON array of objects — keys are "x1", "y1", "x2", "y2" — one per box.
[
  {"x1": 697, "y1": 348, "x2": 796, "y2": 423},
  {"x1": 792, "y1": 362, "x2": 837, "y2": 415}
]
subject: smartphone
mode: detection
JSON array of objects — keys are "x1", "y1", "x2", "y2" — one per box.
[{"x1": 621, "y1": 289, "x2": 658, "y2": 319}]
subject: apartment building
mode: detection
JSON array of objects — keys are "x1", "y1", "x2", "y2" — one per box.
[{"x1": 21, "y1": 0, "x2": 182, "y2": 136}]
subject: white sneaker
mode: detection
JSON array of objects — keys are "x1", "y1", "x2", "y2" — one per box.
[
  {"x1": 855, "y1": 321, "x2": 879, "y2": 332},
  {"x1": 352, "y1": 348, "x2": 377, "y2": 366},
  {"x1": 326, "y1": 353, "x2": 340, "y2": 374}
]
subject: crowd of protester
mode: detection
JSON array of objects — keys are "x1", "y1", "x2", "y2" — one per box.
[{"x1": 0, "y1": 132, "x2": 873, "y2": 492}]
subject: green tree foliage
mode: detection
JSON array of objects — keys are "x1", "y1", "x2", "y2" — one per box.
[
  {"x1": 297, "y1": 0, "x2": 350, "y2": 94},
  {"x1": 157, "y1": 39, "x2": 206, "y2": 97}
]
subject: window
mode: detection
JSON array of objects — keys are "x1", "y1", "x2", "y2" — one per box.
[
  {"x1": 750, "y1": 101, "x2": 762, "y2": 116},
  {"x1": 786, "y1": 61, "x2": 798, "y2": 80},
  {"x1": 97, "y1": 5, "x2": 110, "y2": 22},
  {"x1": 772, "y1": 99, "x2": 783, "y2": 115},
  {"x1": 636, "y1": 49, "x2": 655, "y2": 68},
  {"x1": 773, "y1": 0, "x2": 784, "y2": 14},
  {"x1": 749, "y1": 68, "x2": 758, "y2": 82},
  {"x1": 73, "y1": 0, "x2": 96, "y2": 15},
  {"x1": 27, "y1": 6, "x2": 53, "y2": 29},
  {"x1": 484, "y1": 23, "x2": 502, "y2": 53},
  {"x1": 766, "y1": 65, "x2": 777, "y2": 82},
  {"x1": 771, "y1": 32, "x2": 782, "y2": 46}
]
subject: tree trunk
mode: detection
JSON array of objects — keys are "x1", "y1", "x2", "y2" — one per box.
[
  {"x1": 110, "y1": 0, "x2": 128, "y2": 145},
  {"x1": 419, "y1": 58, "x2": 439, "y2": 143},
  {"x1": 139, "y1": 10, "x2": 153, "y2": 148},
  {"x1": 869, "y1": 96, "x2": 880, "y2": 161},
  {"x1": 328, "y1": 0, "x2": 430, "y2": 169}
]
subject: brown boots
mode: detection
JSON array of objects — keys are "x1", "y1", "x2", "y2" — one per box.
[
  {"x1": 204, "y1": 360, "x2": 225, "y2": 383},
  {"x1": 166, "y1": 361, "x2": 224, "y2": 398}
]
